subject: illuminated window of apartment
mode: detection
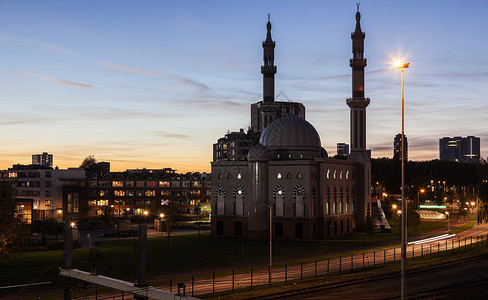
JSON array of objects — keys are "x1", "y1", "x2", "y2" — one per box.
[
  {"x1": 125, "y1": 181, "x2": 135, "y2": 187},
  {"x1": 115, "y1": 190, "x2": 126, "y2": 197},
  {"x1": 67, "y1": 193, "x2": 79, "y2": 213},
  {"x1": 112, "y1": 181, "x2": 124, "y2": 187},
  {"x1": 45, "y1": 200, "x2": 51, "y2": 206},
  {"x1": 99, "y1": 190, "x2": 106, "y2": 197},
  {"x1": 97, "y1": 200, "x2": 108, "y2": 206},
  {"x1": 127, "y1": 191, "x2": 135, "y2": 197},
  {"x1": 159, "y1": 181, "x2": 170, "y2": 187},
  {"x1": 99, "y1": 181, "x2": 109, "y2": 187},
  {"x1": 89, "y1": 200, "x2": 96, "y2": 206},
  {"x1": 277, "y1": 173, "x2": 282, "y2": 179},
  {"x1": 136, "y1": 181, "x2": 145, "y2": 187},
  {"x1": 333, "y1": 170, "x2": 337, "y2": 179},
  {"x1": 297, "y1": 173, "x2": 302, "y2": 179},
  {"x1": 340, "y1": 170, "x2": 343, "y2": 179},
  {"x1": 145, "y1": 190, "x2": 156, "y2": 196},
  {"x1": 9, "y1": 172, "x2": 17, "y2": 178},
  {"x1": 147, "y1": 181, "x2": 157, "y2": 187},
  {"x1": 346, "y1": 170, "x2": 349, "y2": 179},
  {"x1": 327, "y1": 169, "x2": 330, "y2": 179}
]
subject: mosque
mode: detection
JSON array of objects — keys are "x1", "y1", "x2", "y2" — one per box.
[{"x1": 211, "y1": 8, "x2": 371, "y2": 240}]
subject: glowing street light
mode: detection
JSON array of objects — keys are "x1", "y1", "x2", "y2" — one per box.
[
  {"x1": 144, "y1": 210, "x2": 148, "y2": 225},
  {"x1": 395, "y1": 60, "x2": 410, "y2": 300}
]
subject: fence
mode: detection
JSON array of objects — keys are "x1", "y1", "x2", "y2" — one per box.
[{"x1": 24, "y1": 234, "x2": 487, "y2": 299}]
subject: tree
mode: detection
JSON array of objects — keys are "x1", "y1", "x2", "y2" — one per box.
[
  {"x1": 80, "y1": 155, "x2": 97, "y2": 169},
  {"x1": 364, "y1": 215, "x2": 375, "y2": 243},
  {"x1": 0, "y1": 182, "x2": 24, "y2": 261}
]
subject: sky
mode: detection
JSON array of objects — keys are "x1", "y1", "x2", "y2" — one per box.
[{"x1": 1, "y1": 0, "x2": 487, "y2": 173}]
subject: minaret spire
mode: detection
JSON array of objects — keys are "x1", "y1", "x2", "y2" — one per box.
[
  {"x1": 347, "y1": 6, "x2": 369, "y2": 154},
  {"x1": 261, "y1": 14, "x2": 276, "y2": 103},
  {"x1": 346, "y1": 6, "x2": 371, "y2": 226}
]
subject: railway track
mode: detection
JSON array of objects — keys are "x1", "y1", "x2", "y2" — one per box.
[{"x1": 244, "y1": 252, "x2": 488, "y2": 300}]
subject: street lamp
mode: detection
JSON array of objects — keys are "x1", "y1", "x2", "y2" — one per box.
[
  {"x1": 262, "y1": 203, "x2": 273, "y2": 282},
  {"x1": 144, "y1": 210, "x2": 148, "y2": 225},
  {"x1": 395, "y1": 60, "x2": 410, "y2": 300},
  {"x1": 418, "y1": 189, "x2": 425, "y2": 208},
  {"x1": 446, "y1": 212, "x2": 450, "y2": 231}
]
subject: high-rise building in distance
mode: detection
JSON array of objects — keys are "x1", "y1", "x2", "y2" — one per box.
[
  {"x1": 393, "y1": 134, "x2": 408, "y2": 161},
  {"x1": 439, "y1": 136, "x2": 480, "y2": 163},
  {"x1": 32, "y1": 152, "x2": 53, "y2": 168},
  {"x1": 337, "y1": 143, "x2": 349, "y2": 157}
]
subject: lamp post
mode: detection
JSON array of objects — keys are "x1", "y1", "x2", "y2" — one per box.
[
  {"x1": 417, "y1": 189, "x2": 425, "y2": 209},
  {"x1": 144, "y1": 210, "x2": 148, "y2": 225},
  {"x1": 262, "y1": 204, "x2": 272, "y2": 276},
  {"x1": 160, "y1": 213, "x2": 165, "y2": 237},
  {"x1": 446, "y1": 211, "x2": 450, "y2": 231},
  {"x1": 395, "y1": 60, "x2": 410, "y2": 300}
]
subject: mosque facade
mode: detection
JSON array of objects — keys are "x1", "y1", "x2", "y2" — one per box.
[{"x1": 211, "y1": 9, "x2": 371, "y2": 240}]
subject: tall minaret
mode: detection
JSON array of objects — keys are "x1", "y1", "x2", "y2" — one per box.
[
  {"x1": 347, "y1": 5, "x2": 370, "y2": 161},
  {"x1": 261, "y1": 14, "x2": 276, "y2": 103},
  {"x1": 347, "y1": 5, "x2": 371, "y2": 224}
]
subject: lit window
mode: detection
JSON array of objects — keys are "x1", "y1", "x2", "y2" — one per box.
[
  {"x1": 277, "y1": 173, "x2": 282, "y2": 179},
  {"x1": 237, "y1": 173, "x2": 242, "y2": 179},
  {"x1": 45, "y1": 200, "x2": 51, "y2": 206},
  {"x1": 112, "y1": 181, "x2": 124, "y2": 187},
  {"x1": 288, "y1": 153, "x2": 292, "y2": 159},
  {"x1": 327, "y1": 169, "x2": 330, "y2": 179},
  {"x1": 346, "y1": 170, "x2": 349, "y2": 179},
  {"x1": 297, "y1": 172, "x2": 302, "y2": 179},
  {"x1": 334, "y1": 170, "x2": 337, "y2": 179},
  {"x1": 340, "y1": 170, "x2": 343, "y2": 179}
]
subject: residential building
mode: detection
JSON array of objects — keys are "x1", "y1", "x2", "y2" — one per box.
[
  {"x1": 32, "y1": 152, "x2": 53, "y2": 168},
  {"x1": 394, "y1": 133, "x2": 408, "y2": 161},
  {"x1": 337, "y1": 143, "x2": 349, "y2": 157},
  {"x1": 439, "y1": 136, "x2": 480, "y2": 163}
]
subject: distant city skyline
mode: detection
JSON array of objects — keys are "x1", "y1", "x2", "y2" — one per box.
[{"x1": 1, "y1": 1, "x2": 487, "y2": 172}]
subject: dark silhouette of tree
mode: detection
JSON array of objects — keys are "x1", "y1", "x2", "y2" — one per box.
[
  {"x1": 80, "y1": 155, "x2": 97, "y2": 169},
  {"x1": 0, "y1": 182, "x2": 23, "y2": 261}
]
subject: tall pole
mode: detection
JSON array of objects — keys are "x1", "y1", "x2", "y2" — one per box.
[
  {"x1": 269, "y1": 206, "x2": 272, "y2": 270},
  {"x1": 476, "y1": 196, "x2": 479, "y2": 236},
  {"x1": 397, "y1": 61, "x2": 409, "y2": 300}
]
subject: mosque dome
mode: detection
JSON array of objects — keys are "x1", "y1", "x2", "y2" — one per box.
[
  {"x1": 247, "y1": 143, "x2": 272, "y2": 161},
  {"x1": 259, "y1": 114, "x2": 321, "y2": 149}
]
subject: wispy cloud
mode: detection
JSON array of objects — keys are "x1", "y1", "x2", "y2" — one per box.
[
  {"x1": 153, "y1": 131, "x2": 191, "y2": 139},
  {"x1": 18, "y1": 71, "x2": 93, "y2": 89},
  {"x1": 0, "y1": 33, "x2": 73, "y2": 55},
  {"x1": 103, "y1": 62, "x2": 210, "y2": 91}
]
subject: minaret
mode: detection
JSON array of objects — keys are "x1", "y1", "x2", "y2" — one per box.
[
  {"x1": 347, "y1": 5, "x2": 370, "y2": 160},
  {"x1": 261, "y1": 14, "x2": 276, "y2": 103},
  {"x1": 346, "y1": 5, "x2": 371, "y2": 224}
]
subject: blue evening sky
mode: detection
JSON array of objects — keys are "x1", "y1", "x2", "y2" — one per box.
[{"x1": 1, "y1": 0, "x2": 487, "y2": 172}]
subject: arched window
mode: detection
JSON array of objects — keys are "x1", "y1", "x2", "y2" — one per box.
[
  {"x1": 227, "y1": 173, "x2": 232, "y2": 179},
  {"x1": 327, "y1": 168, "x2": 330, "y2": 179},
  {"x1": 294, "y1": 185, "x2": 305, "y2": 217},
  {"x1": 333, "y1": 170, "x2": 337, "y2": 179},
  {"x1": 234, "y1": 185, "x2": 244, "y2": 216},
  {"x1": 277, "y1": 173, "x2": 282, "y2": 179},
  {"x1": 346, "y1": 170, "x2": 349, "y2": 179},
  {"x1": 277, "y1": 154, "x2": 281, "y2": 159},
  {"x1": 286, "y1": 172, "x2": 292, "y2": 179},
  {"x1": 237, "y1": 173, "x2": 242, "y2": 179},
  {"x1": 340, "y1": 170, "x2": 343, "y2": 179},
  {"x1": 288, "y1": 153, "x2": 292, "y2": 159},
  {"x1": 214, "y1": 185, "x2": 225, "y2": 215},
  {"x1": 297, "y1": 172, "x2": 302, "y2": 179},
  {"x1": 218, "y1": 173, "x2": 223, "y2": 179},
  {"x1": 273, "y1": 186, "x2": 285, "y2": 217}
]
